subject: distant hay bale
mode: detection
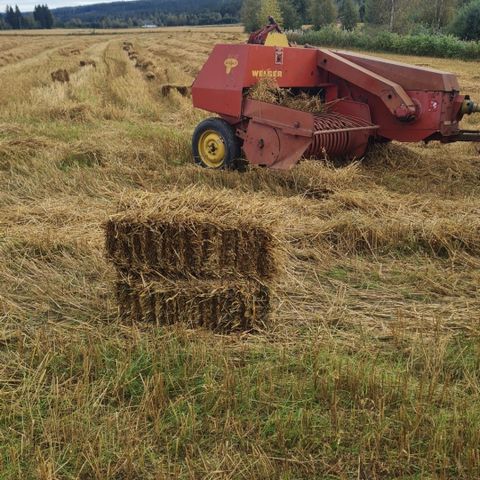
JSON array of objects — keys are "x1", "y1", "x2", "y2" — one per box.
[
  {"x1": 116, "y1": 277, "x2": 270, "y2": 332},
  {"x1": 135, "y1": 59, "x2": 154, "y2": 71},
  {"x1": 160, "y1": 84, "x2": 191, "y2": 97},
  {"x1": 79, "y1": 59, "x2": 96, "y2": 68},
  {"x1": 104, "y1": 188, "x2": 283, "y2": 281},
  {"x1": 51, "y1": 69, "x2": 69, "y2": 83}
]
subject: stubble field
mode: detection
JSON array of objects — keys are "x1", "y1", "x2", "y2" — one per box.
[{"x1": 0, "y1": 26, "x2": 479, "y2": 479}]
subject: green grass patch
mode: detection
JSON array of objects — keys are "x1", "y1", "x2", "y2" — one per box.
[{"x1": 1, "y1": 329, "x2": 479, "y2": 479}]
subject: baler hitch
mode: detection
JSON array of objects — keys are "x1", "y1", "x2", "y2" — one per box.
[{"x1": 462, "y1": 97, "x2": 480, "y2": 115}]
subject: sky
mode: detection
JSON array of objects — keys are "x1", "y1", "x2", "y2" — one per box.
[{"x1": 0, "y1": 0, "x2": 129, "y2": 12}]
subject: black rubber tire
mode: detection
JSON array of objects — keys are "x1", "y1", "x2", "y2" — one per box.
[{"x1": 192, "y1": 117, "x2": 240, "y2": 170}]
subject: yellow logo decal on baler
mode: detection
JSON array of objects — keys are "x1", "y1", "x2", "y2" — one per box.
[
  {"x1": 224, "y1": 57, "x2": 239, "y2": 74},
  {"x1": 251, "y1": 70, "x2": 283, "y2": 78}
]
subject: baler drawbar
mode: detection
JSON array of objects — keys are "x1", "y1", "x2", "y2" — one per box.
[{"x1": 191, "y1": 19, "x2": 480, "y2": 170}]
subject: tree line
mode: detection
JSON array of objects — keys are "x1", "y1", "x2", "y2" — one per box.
[
  {"x1": 0, "y1": 0, "x2": 479, "y2": 40},
  {"x1": 0, "y1": 0, "x2": 241, "y2": 30},
  {"x1": 242, "y1": 0, "x2": 480, "y2": 40},
  {"x1": 1, "y1": 4, "x2": 53, "y2": 29},
  {"x1": 18, "y1": 0, "x2": 242, "y2": 30}
]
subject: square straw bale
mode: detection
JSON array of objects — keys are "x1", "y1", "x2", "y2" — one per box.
[
  {"x1": 105, "y1": 187, "x2": 285, "y2": 281},
  {"x1": 115, "y1": 277, "x2": 271, "y2": 332}
]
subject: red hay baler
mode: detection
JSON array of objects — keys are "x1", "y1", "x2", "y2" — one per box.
[{"x1": 191, "y1": 22, "x2": 480, "y2": 170}]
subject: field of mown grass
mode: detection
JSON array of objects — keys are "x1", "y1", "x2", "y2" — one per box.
[{"x1": 0, "y1": 26, "x2": 479, "y2": 479}]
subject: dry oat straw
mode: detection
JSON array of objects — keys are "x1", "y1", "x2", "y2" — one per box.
[{"x1": 0, "y1": 26, "x2": 479, "y2": 479}]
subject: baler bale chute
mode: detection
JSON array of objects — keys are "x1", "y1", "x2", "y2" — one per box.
[{"x1": 190, "y1": 19, "x2": 480, "y2": 170}]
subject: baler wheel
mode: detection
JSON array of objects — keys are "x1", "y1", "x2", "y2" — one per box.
[{"x1": 192, "y1": 118, "x2": 240, "y2": 169}]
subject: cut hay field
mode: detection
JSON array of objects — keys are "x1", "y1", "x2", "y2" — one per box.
[{"x1": 1, "y1": 28, "x2": 480, "y2": 479}]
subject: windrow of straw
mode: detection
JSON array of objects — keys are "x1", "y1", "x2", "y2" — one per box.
[
  {"x1": 104, "y1": 187, "x2": 284, "y2": 331},
  {"x1": 322, "y1": 211, "x2": 480, "y2": 257},
  {"x1": 116, "y1": 277, "x2": 270, "y2": 332}
]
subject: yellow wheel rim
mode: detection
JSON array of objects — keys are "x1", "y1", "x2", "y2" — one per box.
[{"x1": 198, "y1": 130, "x2": 226, "y2": 168}]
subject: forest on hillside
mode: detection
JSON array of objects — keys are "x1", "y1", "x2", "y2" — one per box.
[
  {"x1": 1, "y1": 0, "x2": 480, "y2": 44},
  {"x1": 0, "y1": 0, "x2": 242, "y2": 29}
]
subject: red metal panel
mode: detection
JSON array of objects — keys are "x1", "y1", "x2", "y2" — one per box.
[
  {"x1": 335, "y1": 50, "x2": 460, "y2": 92},
  {"x1": 343, "y1": 88, "x2": 459, "y2": 142},
  {"x1": 192, "y1": 44, "x2": 249, "y2": 118},
  {"x1": 317, "y1": 49, "x2": 417, "y2": 120},
  {"x1": 328, "y1": 72, "x2": 462, "y2": 142},
  {"x1": 192, "y1": 44, "x2": 328, "y2": 118},
  {"x1": 242, "y1": 99, "x2": 314, "y2": 169},
  {"x1": 243, "y1": 45, "x2": 323, "y2": 87}
]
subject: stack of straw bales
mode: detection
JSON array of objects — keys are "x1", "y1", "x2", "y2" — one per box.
[{"x1": 104, "y1": 188, "x2": 284, "y2": 332}]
